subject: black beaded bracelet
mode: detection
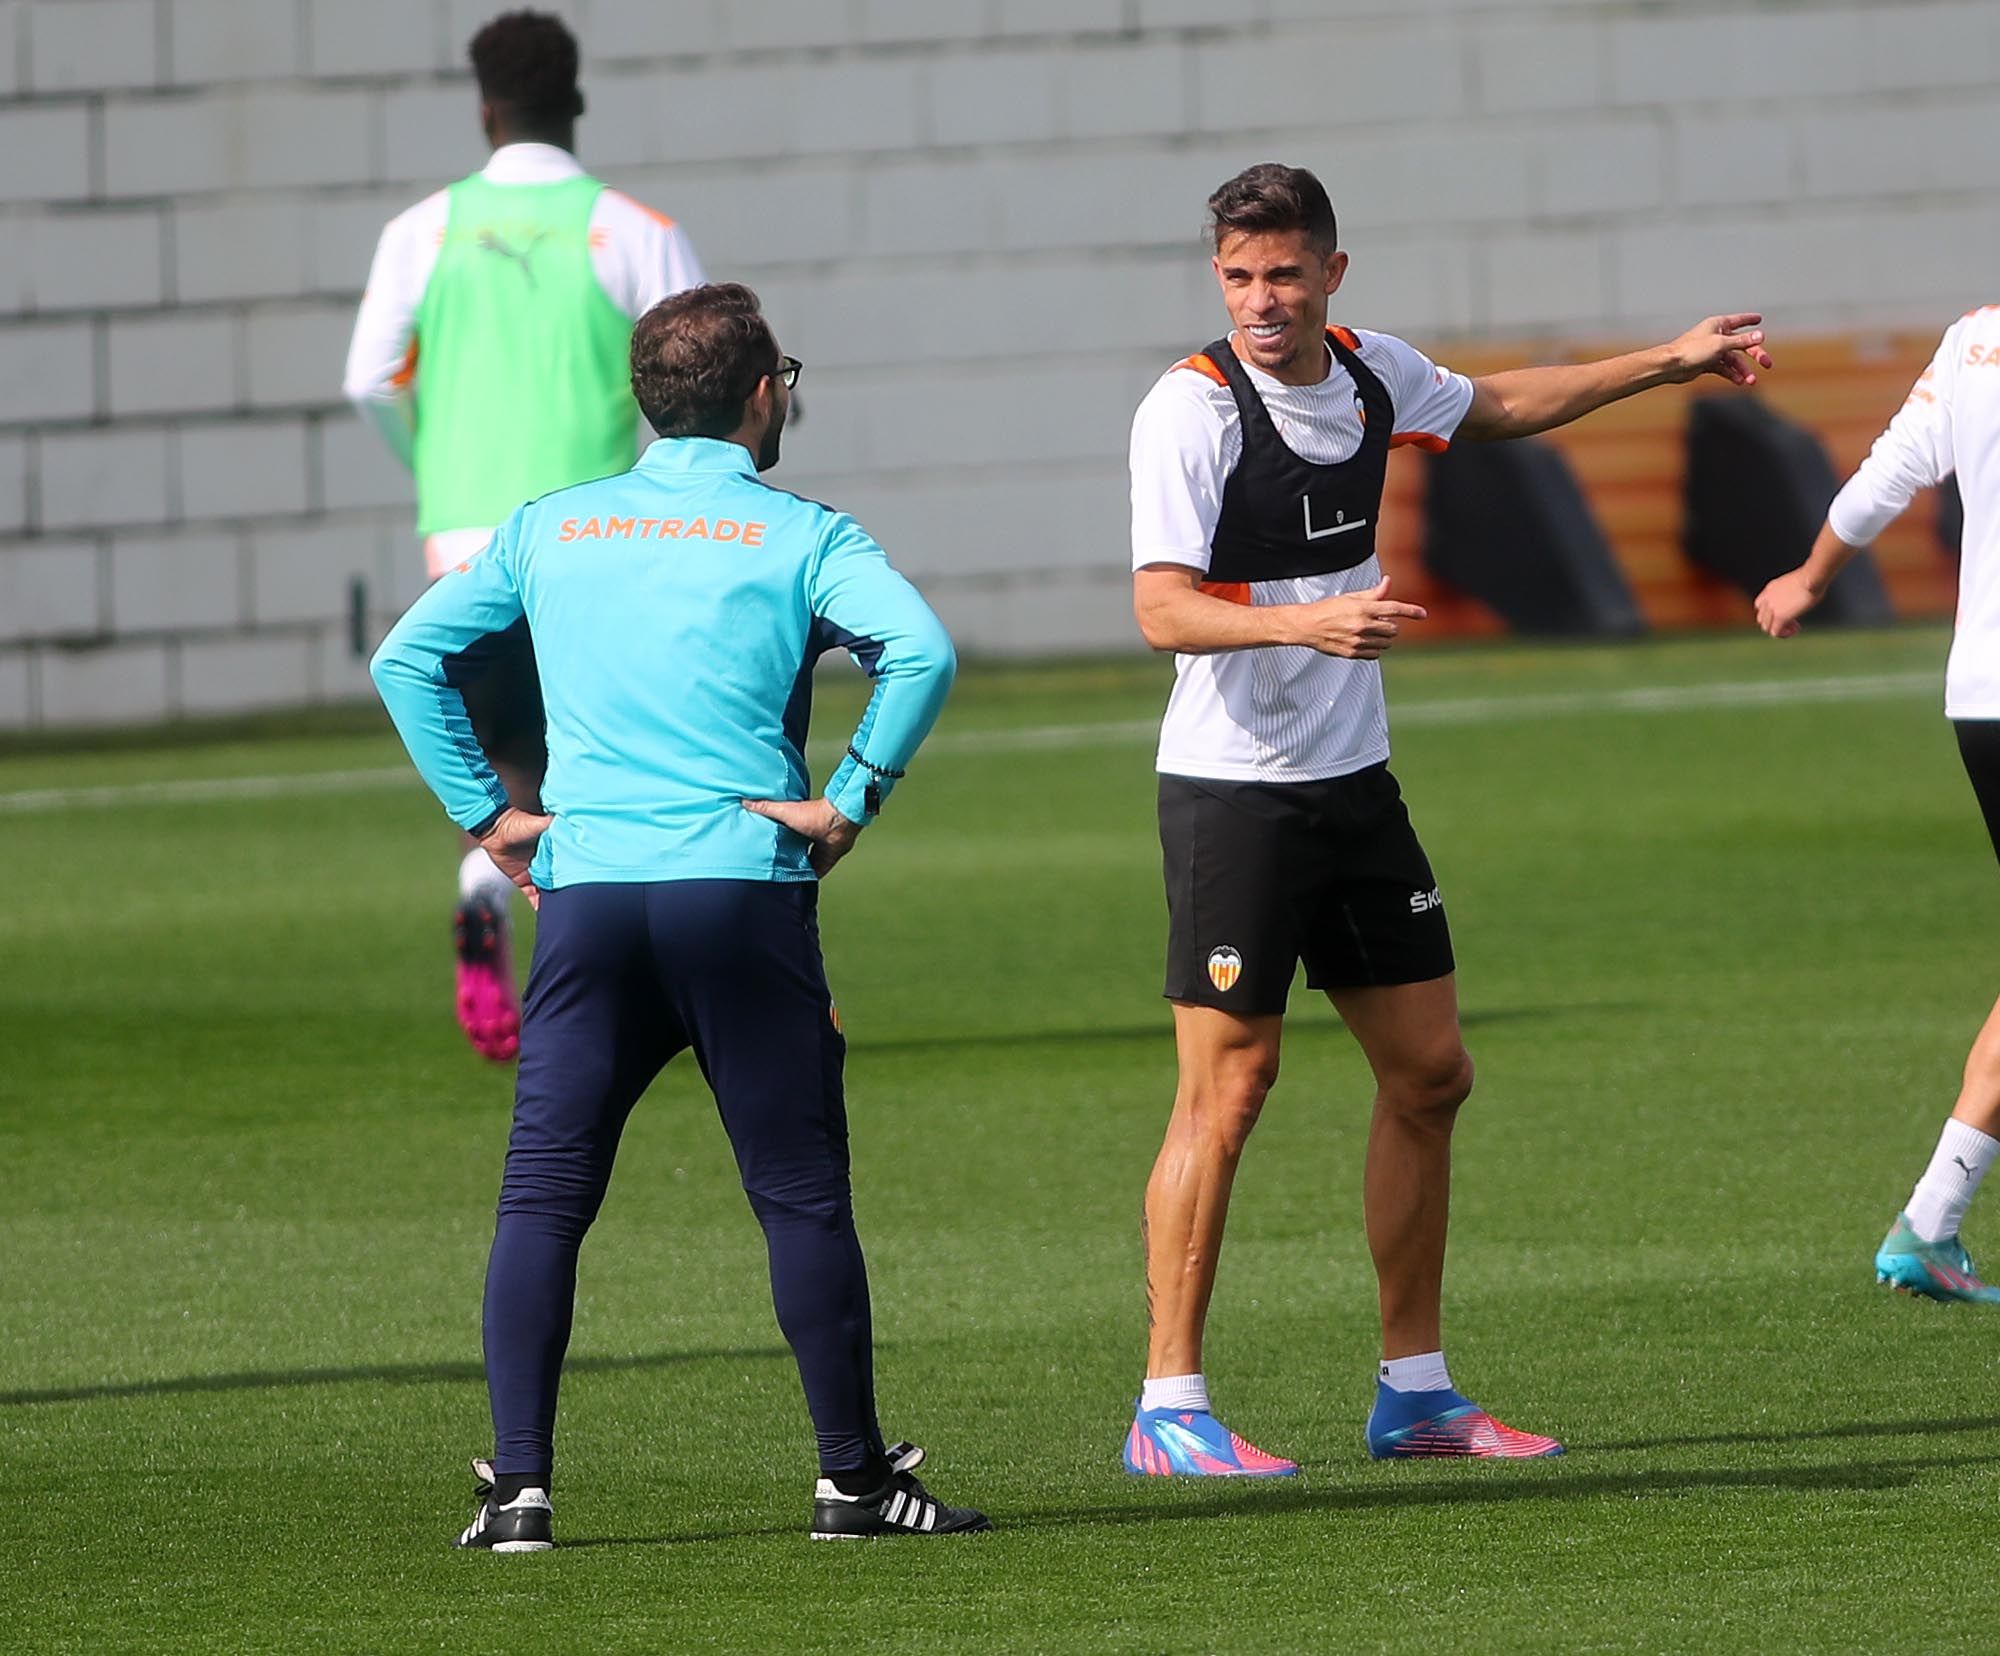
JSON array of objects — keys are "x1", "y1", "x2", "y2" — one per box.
[
  {"x1": 844, "y1": 744, "x2": 905, "y2": 780},
  {"x1": 845, "y1": 745, "x2": 904, "y2": 816}
]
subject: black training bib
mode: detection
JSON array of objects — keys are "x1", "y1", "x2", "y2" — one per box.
[{"x1": 1204, "y1": 328, "x2": 1393, "y2": 584}]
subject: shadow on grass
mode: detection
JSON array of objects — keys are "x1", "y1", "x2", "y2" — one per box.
[
  {"x1": 1587, "y1": 1414, "x2": 2000, "y2": 1454},
  {"x1": 556, "y1": 1448, "x2": 1998, "y2": 1551},
  {"x1": 0, "y1": 1345, "x2": 795, "y2": 1408},
  {"x1": 851, "y1": 1005, "x2": 1623, "y2": 1059}
]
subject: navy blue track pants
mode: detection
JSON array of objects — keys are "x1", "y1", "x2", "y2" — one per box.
[{"x1": 482, "y1": 878, "x2": 885, "y2": 1481}]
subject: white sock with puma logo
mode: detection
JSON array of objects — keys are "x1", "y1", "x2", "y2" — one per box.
[{"x1": 1906, "y1": 1118, "x2": 2000, "y2": 1244}]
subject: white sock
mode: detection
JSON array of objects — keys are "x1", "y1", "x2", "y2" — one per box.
[
  {"x1": 1905, "y1": 1119, "x2": 2000, "y2": 1243},
  {"x1": 458, "y1": 847, "x2": 516, "y2": 911},
  {"x1": 1140, "y1": 1372, "x2": 1211, "y2": 1414},
  {"x1": 1379, "y1": 1351, "x2": 1452, "y2": 1393}
]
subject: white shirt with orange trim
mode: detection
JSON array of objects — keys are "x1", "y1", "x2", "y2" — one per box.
[
  {"x1": 342, "y1": 142, "x2": 705, "y2": 573},
  {"x1": 1130, "y1": 328, "x2": 1474, "y2": 782},
  {"x1": 1827, "y1": 306, "x2": 2000, "y2": 718}
]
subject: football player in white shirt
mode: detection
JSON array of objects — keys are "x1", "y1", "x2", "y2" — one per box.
[
  {"x1": 1123, "y1": 163, "x2": 1773, "y2": 1475},
  {"x1": 1757, "y1": 306, "x2": 2000, "y2": 1304},
  {"x1": 342, "y1": 10, "x2": 704, "y2": 1063}
]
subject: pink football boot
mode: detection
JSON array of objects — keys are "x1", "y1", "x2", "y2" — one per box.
[{"x1": 453, "y1": 894, "x2": 520, "y2": 1062}]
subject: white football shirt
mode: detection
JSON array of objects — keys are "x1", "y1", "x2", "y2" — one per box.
[
  {"x1": 1827, "y1": 306, "x2": 2000, "y2": 718},
  {"x1": 1130, "y1": 328, "x2": 1474, "y2": 782}
]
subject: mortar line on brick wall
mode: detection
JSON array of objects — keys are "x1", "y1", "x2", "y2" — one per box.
[
  {"x1": 432, "y1": 0, "x2": 457, "y2": 75},
  {"x1": 162, "y1": 426, "x2": 181, "y2": 524},
  {"x1": 22, "y1": 431, "x2": 39, "y2": 534},
  {"x1": 156, "y1": 205, "x2": 177, "y2": 305},
  {"x1": 152, "y1": 0, "x2": 170, "y2": 87},
  {"x1": 364, "y1": 87, "x2": 387, "y2": 192},
  {"x1": 93, "y1": 535, "x2": 111, "y2": 636},
  {"x1": 235, "y1": 524, "x2": 254, "y2": 634},
  {"x1": 228, "y1": 312, "x2": 248, "y2": 412},
  {"x1": 90, "y1": 315, "x2": 109, "y2": 423},
  {"x1": 304, "y1": 414, "x2": 324, "y2": 517},
  {"x1": 85, "y1": 95, "x2": 105, "y2": 200}
]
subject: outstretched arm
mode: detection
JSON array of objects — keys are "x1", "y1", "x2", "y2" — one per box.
[
  {"x1": 1457, "y1": 314, "x2": 1773, "y2": 443},
  {"x1": 1756, "y1": 322, "x2": 1959, "y2": 638}
]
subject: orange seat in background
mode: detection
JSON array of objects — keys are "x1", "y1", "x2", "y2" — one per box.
[{"x1": 1372, "y1": 331, "x2": 1957, "y2": 639}]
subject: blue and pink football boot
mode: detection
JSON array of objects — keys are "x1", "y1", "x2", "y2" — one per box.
[
  {"x1": 1365, "y1": 1383, "x2": 1564, "y2": 1459},
  {"x1": 1874, "y1": 1212, "x2": 2000, "y2": 1304},
  {"x1": 1123, "y1": 1407, "x2": 1299, "y2": 1477}
]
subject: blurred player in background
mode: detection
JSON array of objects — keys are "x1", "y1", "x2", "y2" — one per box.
[
  {"x1": 343, "y1": 9, "x2": 705, "y2": 1062},
  {"x1": 1757, "y1": 305, "x2": 2000, "y2": 1305},
  {"x1": 1124, "y1": 162, "x2": 1773, "y2": 1475}
]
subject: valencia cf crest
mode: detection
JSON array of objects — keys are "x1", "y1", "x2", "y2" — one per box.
[{"x1": 1206, "y1": 947, "x2": 1243, "y2": 993}]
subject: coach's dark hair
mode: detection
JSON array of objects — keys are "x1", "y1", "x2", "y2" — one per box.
[
  {"x1": 631, "y1": 284, "x2": 782, "y2": 439},
  {"x1": 469, "y1": 10, "x2": 584, "y2": 127},
  {"x1": 1207, "y1": 163, "x2": 1338, "y2": 256}
]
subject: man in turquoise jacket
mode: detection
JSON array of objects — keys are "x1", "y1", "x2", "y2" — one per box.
[{"x1": 372, "y1": 283, "x2": 987, "y2": 1550}]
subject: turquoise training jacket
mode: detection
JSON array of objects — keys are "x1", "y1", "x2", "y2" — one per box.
[{"x1": 369, "y1": 436, "x2": 957, "y2": 889}]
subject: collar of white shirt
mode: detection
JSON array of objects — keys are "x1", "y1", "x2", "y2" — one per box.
[{"x1": 481, "y1": 142, "x2": 586, "y2": 185}]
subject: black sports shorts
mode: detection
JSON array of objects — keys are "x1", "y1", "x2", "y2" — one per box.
[
  {"x1": 1957, "y1": 719, "x2": 2000, "y2": 865},
  {"x1": 1158, "y1": 764, "x2": 1454, "y2": 1015}
]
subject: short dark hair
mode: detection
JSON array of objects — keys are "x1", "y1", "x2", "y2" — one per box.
[
  {"x1": 630, "y1": 283, "x2": 781, "y2": 439},
  {"x1": 1206, "y1": 163, "x2": 1338, "y2": 256},
  {"x1": 469, "y1": 10, "x2": 583, "y2": 126}
]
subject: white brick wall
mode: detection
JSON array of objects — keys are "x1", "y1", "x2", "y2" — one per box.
[
  {"x1": 0, "y1": 0, "x2": 1996, "y2": 728},
  {"x1": 108, "y1": 527, "x2": 240, "y2": 632}
]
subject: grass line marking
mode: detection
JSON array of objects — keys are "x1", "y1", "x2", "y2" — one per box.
[{"x1": 0, "y1": 669, "x2": 1937, "y2": 816}]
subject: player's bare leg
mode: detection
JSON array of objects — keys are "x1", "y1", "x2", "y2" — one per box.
[
  {"x1": 1144, "y1": 1005, "x2": 1282, "y2": 1376},
  {"x1": 1332, "y1": 974, "x2": 1560, "y2": 1458},
  {"x1": 1328, "y1": 975, "x2": 1470, "y2": 1360},
  {"x1": 1125, "y1": 1005, "x2": 1297, "y2": 1475},
  {"x1": 1948, "y1": 990, "x2": 2000, "y2": 1137},
  {"x1": 1876, "y1": 989, "x2": 2000, "y2": 1303}
]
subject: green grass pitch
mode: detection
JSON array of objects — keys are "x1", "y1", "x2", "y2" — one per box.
[{"x1": 7, "y1": 626, "x2": 2000, "y2": 1653}]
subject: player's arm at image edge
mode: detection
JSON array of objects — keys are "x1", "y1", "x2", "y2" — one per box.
[{"x1": 1758, "y1": 323, "x2": 1960, "y2": 636}]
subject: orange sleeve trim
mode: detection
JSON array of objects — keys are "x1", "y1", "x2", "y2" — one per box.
[
  {"x1": 1390, "y1": 431, "x2": 1448, "y2": 453},
  {"x1": 1329, "y1": 325, "x2": 1361, "y2": 352},
  {"x1": 608, "y1": 189, "x2": 678, "y2": 231},
  {"x1": 1199, "y1": 580, "x2": 1252, "y2": 605},
  {"x1": 389, "y1": 338, "x2": 419, "y2": 390},
  {"x1": 1175, "y1": 353, "x2": 1229, "y2": 387}
]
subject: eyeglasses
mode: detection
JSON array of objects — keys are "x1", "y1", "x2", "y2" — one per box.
[{"x1": 775, "y1": 356, "x2": 803, "y2": 389}]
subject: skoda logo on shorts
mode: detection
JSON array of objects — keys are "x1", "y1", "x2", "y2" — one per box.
[{"x1": 1207, "y1": 947, "x2": 1243, "y2": 993}]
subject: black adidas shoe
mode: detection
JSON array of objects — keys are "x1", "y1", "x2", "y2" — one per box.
[
  {"x1": 454, "y1": 1458, "x2": 555, "y2": 1552},
  {"x1": 810, "y1": 1442, "x2": 991, "y2": 1539}
]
